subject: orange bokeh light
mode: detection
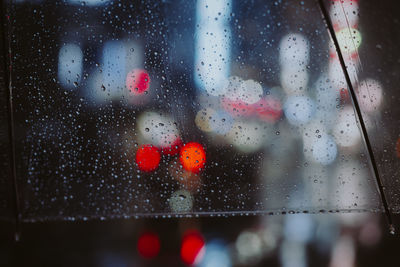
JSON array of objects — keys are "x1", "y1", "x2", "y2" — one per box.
[
  {"x1": 136, "y1": 144, "x2": 161, "y2": 172},
  {"x1": 179, "y1": 142, "x2": 206, "y2": 173}
]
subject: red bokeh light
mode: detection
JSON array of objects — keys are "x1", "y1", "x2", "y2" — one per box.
[
  {"x1": 126, "y1": 69, "x2": 151, "y2": 95},
  {"x1": 180, "y1": 230, "x2": 205, "y2": 266},
  {"x1": 161, "y1": 137, "x2": 182, "y2": 156},
  {"x1": 137, "y1": 231, "x2": 161, "y2": 259},
  {"x1": 340, "y1": 87, "x2": 350, "y2": 104},
  {"x1": 136, "y1": 144, "x2": 161, "y2": 172},
  {"x1": 220, "y1": 97, "x2": 255, "y2": 118},
  {"x1": 254, "y1": 97, "x2": 282, "y2": 123},
  {"x1": 179, "y1": 142, "x2": 206, "y2": 173}
]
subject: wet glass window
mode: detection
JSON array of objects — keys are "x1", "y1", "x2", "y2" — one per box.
[{"x1": 2, "y1": 0, "x2": 395, "y2": 222}]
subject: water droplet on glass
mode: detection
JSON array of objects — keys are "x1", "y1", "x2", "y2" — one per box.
[{"x1": 389, "y1": 224, "x2": 396, "y2": 235}]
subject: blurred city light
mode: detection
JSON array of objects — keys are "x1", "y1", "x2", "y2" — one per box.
[
  {"x1": 135, "y1": 144, "x2": 161, "y2": 172},
  {"x1": 181, "y1": 230, "x2": 205, "y2": 266},
  {"x1": 357, "y1": 79, "x2": 383, "y2": 113},
  {"x1": 194, "y1": 0, "x2": 232, "y2": 96},
  {"x1": 58, "y1": 43, "x2": 83, "y2": 90},
  {"x1": 198, "y1": 240, "x2": 231, "y2": 267},
  {"x1": 284, "y1": 96, "x2": 315, "y2": 126},
  {"x1": 126, "y1": 69, "x2": 151, "y2": 95},
  {"x1": 179, "y1": 142, "x2": 206, "y2": 173},
  {"x1": 169, "y1": 189, "x2": 194, "y2": 213},
  {"x1": 137, "y1": 231, "x2": 161, "y2": 259}
]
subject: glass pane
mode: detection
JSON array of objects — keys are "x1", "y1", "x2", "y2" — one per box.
[
  {"x1": 9, "y1": 0, "x2": 383, "y2": 221},
  {"x1": 324, "y1": 0, "x2": 400, "y2": 213},
  {"x1": 0, "y1": 5, "x2": 15, "y2": 222}
]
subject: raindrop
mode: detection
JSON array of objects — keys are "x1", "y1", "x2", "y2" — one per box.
[{"x1": 389, "y1": 224, "x2": 396, "y2": 235}]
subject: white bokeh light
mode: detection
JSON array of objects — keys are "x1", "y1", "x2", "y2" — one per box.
[
  {"x1": 223, "y1": 76, "x2": 244, "y2": 101},
  {"x1": 194, "y1": 0, "x2": 232, "y2": 96},
  {"x1": 328, "y1": 58, "x2": 358, "y2": 90},
  {"x1": 240, "y1": 79, "x2": 263, "y2": 104},
  {"x1": 227, "y1": 120, "x2": 265, "y2": 153},
  {"x1": 195, "y1": 108, "x2": 216, "y2": 133},
  {"x1": 336, "y1": 28, "x2": 362, "y2": 54},
  {"x1": 137, "y1": 111, "x2": 180, "y2": 148},
  {"x1": 102, "y1": 41, "x2": 126, "y2": 99},
  {"x1": 357, "y1": 79, "x2": 383, "y2": 113},
  {"x1": 315, "y1": 74, "x2": 339, "y2": 111},
  {"x1": 284, "y1": 96, "x2": 315, "y2": 126},
  {"x1": 280, "y1": 66, "x2": 309, "y2": 95},
  {"x1": 311, "y1": 135, "x2": 337, "y2": 165},
  {"x1": 209, "y1": 110, "x2": 234, "y2": 135},
  {"x1": 194, "y1": 27, "x2": 231, "y2": 96},
  {"x1": 332, "y1": 107, "x2": 361, "y2": 147},
  {"x1": 330, "y1": 0, "x2": 359, "y2": 30},
  {"x1": 58, "y1": 43, "x2": 83, "y2": 90},
  {"x1": 196, "y1": 0, "x2": 232, "y2": 25},
  {"x1": 169, "y1": 189, "x2": 193, "y2": 213},
  {"x1": 279, "y1": 33, "x2": 310, "y2": 66},
  {"x1": 236, "y1": 231, "x2": 263, "y2": 265},
  {"x1": 199, "y1": 240, "x2": 232, "y2": 267},
  {"x1": 86, "y1": 69, "x2": 112, "y2": 104}
]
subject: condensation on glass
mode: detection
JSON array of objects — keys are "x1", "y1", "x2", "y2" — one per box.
[
  {"x1": 324, "y1": 0, "x2": 400, "y2": 213},
  {"x1": 1, "y1": 0, "x2": 385, "y2": 222}
]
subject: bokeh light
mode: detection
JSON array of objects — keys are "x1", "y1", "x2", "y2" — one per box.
[
  {"x1": 137, "y1": 111, "x2": 180, "y2": 149},
  {"x1": 194, "y1": 0, "x2": 232, "y2": 96},
  {"x1": 198, "y1": 240, "x2": 232, "y2": 267},
  {"x1": 181, "y1": 230, "x2": 206, "y2": 266},
  {"x1": 235, "y1": 231, "x2": 263, "y2": 265},
  {"x1": 238, "y1": 79, "x2": 263, "y2": 104},
  {"x1": 357, "y1": 79, "x2": 383, "y2": 112},
  {"x1": 221, "y1": 97, "x2": 254, "y2": 118},
  {"x1": 284, "y1": 96, "x2": 315, "y2": 126},
  {"x1": 169, "y1": 189, "x2": 194, "y2": 213},
  {"x1": 179, "y1": 142, "x2": 206, "y2": 173},
  {"x1": 336, "y1": 28, "x2": 362, "y2": 54},
  {"x1": 195, "y1": 108, "x2": 216, "y2": 133},
  {"x1": 279, "y1": 33, "x2": 310, "y2": 66},
  {"x1": 86, "y1": 69, "x2": 112, "y2": 105},
  {"x1": 330, "y1": 0, "x2": 359, "y2": 31},
  {"x1": 254, "y1": 96, "x2": 282, "y2": 123},
  {"x1": 314, "y1": 73, "x2": 339, "y2": 112},
  {"x1": 137, "y1": 231, "x2": 161, "y2": 259},
  {"x1": 194, "y1": 26, "x2": 231, "y2": 96},
  {"x1": 102, "y1": 41, "x2": 126, "y2": 97},
  {"x1": 312, "y1": 135, "x2": 338, "y2": 165},
  {"x1": 209, "y1": 110, "x2": 233, "y2": 135},
  {"x1": 135, "y1": 144, "x2": 161, "y2": 172},
  {"x1": 126, "y1": 69, "x2": 150, "y2": 95},
  {"x1": 280, "y1": 67, "x2": 309, "y2": 95},
  {"x1": 161, "y1": 137, "x2": 182, "y2": 156},
  {"x1": 223, "y1": 76, "x2": 244, "y2": 101},
  {"x1": 332, "y1": 107, "x2": 361, "y2": 147},
  {"x1": 58, "y1": 43, "x2": 83, "y2": 90},
  {"x1": 227, "y1": 120, "x2": 265, "y2": 153},
  {"x1": 168, "y1": 160, "x2": 202, "y2": 192}
]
